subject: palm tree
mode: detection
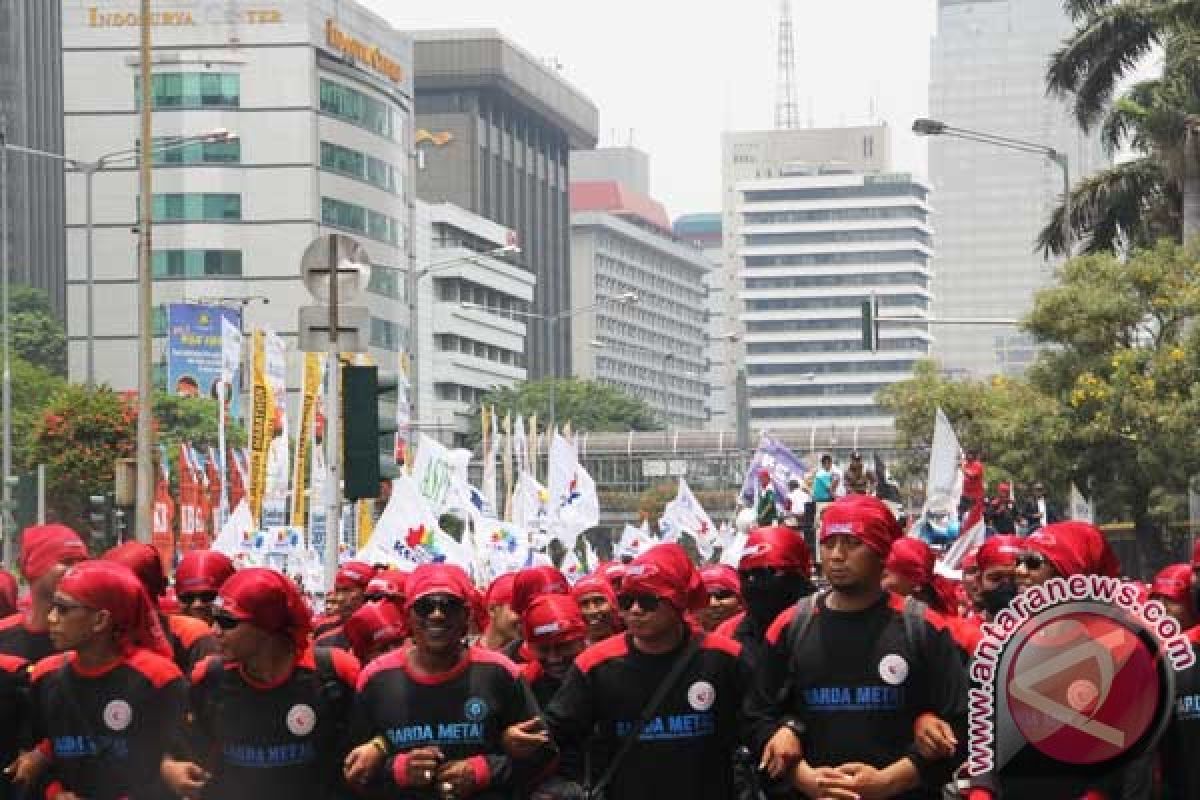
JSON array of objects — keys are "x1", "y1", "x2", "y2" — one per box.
[{"x1": 1047, "y1": 1, "x2": 1200, "y2": 241}]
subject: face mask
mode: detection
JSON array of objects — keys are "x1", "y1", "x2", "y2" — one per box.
[
  {"x1": 742, "y1": 573, "x2": 812, "y2": 624},
  {"x1": 980, "y1": 581, "x2": 1019, "y2": 615}
]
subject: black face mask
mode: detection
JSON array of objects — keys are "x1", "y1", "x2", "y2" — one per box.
[
  {"x1": 742, "y1": 572, "x2": 813, "y2": 624},
  {"x1": 980, "y1": 581, "x2": 1019, "y2": 615}
]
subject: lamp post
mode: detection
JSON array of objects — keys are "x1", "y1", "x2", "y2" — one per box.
[{"x1": 913, "y1": 118, "x2": 1071, "y2": 253}]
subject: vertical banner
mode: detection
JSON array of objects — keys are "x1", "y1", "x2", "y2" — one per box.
[
  {"x1": 529, "y1": 414, "x2": 539, "y2": 483},
  {"x1": 263, "y1": 329, "x2": 290, "y2": 527},
  {"x1": 166, "y1": 303, "x2": 243, "y2": 417},
  {"x1": 218, "y1": 316, "x2": 243, "y2": 514},
  {"x1": 357, "y1": 499, "x2": 374, "y2": 551},
  {"x1": 249, "y1": 330, "x2": 271, "y2": 524},
  {"x1": 152, "y1": 447, "x2": 175, "y2": 570},
  {"x1": 395, "y1": 352, "x2": 411, "y2": 468},
  {"x1": 502, "y1": 413, "x2": 513, "y2": 522},
  {"x1": 292, "y1": 352, "x2": 322, "y2": 527}
]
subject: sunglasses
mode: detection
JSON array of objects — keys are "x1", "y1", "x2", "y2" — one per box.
[
  {"x1": 741, "y1": 567, "x2": 788, "y2": 583},
  {"x1": 708, "y1": 589, "x2": 738, "y2": 601},
  {"x1": 1017, "y1": 553, "x2": 1047, "y2": 570},
  {"x1": 179, "y1": 591, "x2": 218, "y2": 606},
  {"x1": 617, "y1": 593, "x2": 662, "y2": 612},
  {"x1": 212, "y1": 613, "x2": 244, "y2": 631},
  {"x1": 50, "y1": 599, "x2": 94, "y2": 616},
  {"x1": 412, "y1": 595, "x2": 467, "y2": 618}
]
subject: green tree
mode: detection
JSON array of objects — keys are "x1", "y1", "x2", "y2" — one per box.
[
  {"x1": 12, "y1": 356, "x2": 67, "y2": 469},
  {"x1": 471, "y1": 378, "x2": 662, "y2": 444},
  {"x1": 2, "y1": 285, "x2": 67, "y2": 375},
  {"x1": 153, "y1": 393, "x2": 247, "y2": 490}
]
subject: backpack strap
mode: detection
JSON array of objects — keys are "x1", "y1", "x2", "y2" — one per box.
[
  {"x1": 900, "y1": 595, "x2": 930, "y2": 668},
  {"x1": 785, "y1": 591, "x2": 822, "y2": 647}
]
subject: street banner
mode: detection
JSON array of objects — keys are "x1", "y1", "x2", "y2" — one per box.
[
  {"x1": 205, "y1": 446, "x2": 223, "y2": 532},
  {"x1": 178, "y1": 443, "x2": 207, "y2": 552},
  {"x1": 263, "y1": 329, "x2": 289, "y2": 524},
  {"x1": 292, "y1": 352, "x2": 322, "y2": 527},
  {"x1": 739, "y1": 434, "x2": 810, "y2": 508},
  {"x1": 152, "y1": 448, "x2": 174, "y2": 569},
  {"x1": 357, "y1": 498, "x2": 375, "y2": 551},
  {"x1": 395, "y1": 351, "x2": 411, "y2": 466},
  {"x1": 228, "y1": 448, "x2": 248, "y2": 513},
  {"x1": 166, "y1": 303, "x2": 243, "y2": 416},
  {"x1": 248, "y1": 330, "x2": 270, "y2": 524}
]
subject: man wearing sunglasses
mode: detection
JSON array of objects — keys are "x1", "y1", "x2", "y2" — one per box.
[
  {"x1": 161, "y1": 568, "x2": 360, "y2": 800},
  {"x1": 697, "y1": 565, "x2": 743, "y2": 633},
  {"x1": 345, "y1": 563, "x2": 546, "y2": 800},
  {"x1": 174, "y1": 549, "x2": 235, "y2": 626},
  {"x1": 748, "y1": 495, "x2": 968, "y2": 799}
]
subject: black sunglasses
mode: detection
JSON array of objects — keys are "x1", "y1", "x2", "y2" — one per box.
[
  {"x1": 617, "y1": 593, "x2": 662, "y2": 612},
  {"x1": 1017, "y1": 553, "x2": 1046, "y2": 570},
  {"x1": 741, "y1": 567, "x2": 788, "y2": 583},
  {"x1": 412, "y1": 595, "x2": 467, "y2": 618},
  {"x1": 212, "y1": 613, "x2": 243, "y2": 631},
  {"x1": 709, "y1": 589, "x2": 738, "y2": 601},
  {"x1": 180, "y1": 591, "x2": 218, "y2": 606}
]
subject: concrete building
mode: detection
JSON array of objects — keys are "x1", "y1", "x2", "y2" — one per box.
[
  {"x1": 1, "y1": 0, "x2": 66, "y2": 317},
  {"x1": 735, "y1": 166, "x2": 933, "y2": 427},
  {"x1": 568, "y1": 164, "x2": 710, "y2": 430},
  {"x1": 61, "y1": 0, "x2": 412, "y2": 398},
  {"x1": 414, "y1": 200, "x2": 533, "y2": 447},
  {"x1": 673, "y1": 212, "x2": 725, "y2": 430},
  {"x1": 929, "y1": 0, "x2": 1109, "y2": 377},
  {"x1": 411, "y1": 30, "x2": 599, "y2": 379}
]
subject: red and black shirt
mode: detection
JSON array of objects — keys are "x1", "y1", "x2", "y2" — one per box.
[
  {"x1": 0, "y1": 654, "x2": 29, "y2": 800},
  {"x1": 29, "y1": 648, "x2": 186, "y2": 800},
  {"x1": 163, "y1": 613, "x2": 219, "y2": 673},
  {"x1": 0, "y1": 613, "x2": 55, "y2": 663}
]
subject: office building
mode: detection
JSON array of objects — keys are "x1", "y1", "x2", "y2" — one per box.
[
  {"x1": 61, "y1": 0, "x2": 412, "y2": 397},
  {"x1": 411, "y1": 29, "x2": 599, "y2": 379},
  {"x1": 929, "y1": 0, "x2": 1109, "y2": 376},
  {"x1": 673, "y1": 212, "x2": 725, "y2": 429},
  {"x1": 1, "y1": 0, "x2": 66, "y2": 317}
]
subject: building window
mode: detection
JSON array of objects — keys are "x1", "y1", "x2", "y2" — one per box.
[
  {"x1": 320, "y1": 141, "x2": 398, "y2": 193},
  {"x1": 368, "y1": 267, "x2": 401, "y2": 299},
  {"x1": 152, "y1": 249, "x2": 243, "y2": 279},
  {"x1": 144, "y1": 137, "x2": 241, "y2": 165},
  {"x1": 370, "y1": 317, "x2": 401, "y2": 351},
  {"x1": 136, "y1": 73, "x2": 240, "y2": 109},
  {"x1": 321, "y1": 197, "x2": 398, "y2": 245},
  {"x1": 150, "y1": 193, "x2": 242, "y2": 221},
  {"x1": 319, "y1": 78, "x2": 394, "y2": 140}
]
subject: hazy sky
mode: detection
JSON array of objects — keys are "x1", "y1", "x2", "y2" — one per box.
[{"x1": 360, "y1": 0, "x2": 939, "y2": 220}]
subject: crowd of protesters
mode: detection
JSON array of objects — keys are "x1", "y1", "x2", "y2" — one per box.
[{"x1": 0, "y1": 492, "x2": 1197, "y2": 799}]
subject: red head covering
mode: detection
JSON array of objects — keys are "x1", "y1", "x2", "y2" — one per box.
[
  {"x1": 19, "y1": 524, "x2": 87, "y2": 582},
  {"x1": 366, "y1": 569, "x2": 409, "y2": 600},
  {"x1": 997, "y1": 482, "x2": 1011, "y2": 496},
  {"x1": 700, "y1": 565, "x2": 741, "y2": 599},
  {"x1": 0, "y1": 570, "x2": 17, "y2": 617},
  {"x1": 572, "y1": 575, "x2": 617, "y2": 608},
  {"x1": 758, "y1": 469, "x2": 771, "y2": 487},
  {"x1": 1025, "y1": 522, "x2": 1121, "y2": 578},
  {"x1": 1151, "y1": 564, "x2": 1193, "y2": 606},
  {"x1": 598, "y1": 562, "x2": 626, "y2": 589},
  {"x1": 103, "y1": 542, "x2": 167, "y2": 598},
  {"x1": 484, "y1": 573, "x2": 516, "y2": 609},
  {"x1": 216, "y1": 568, "x2": 312, "y2": 648},
  {"x1": 159, "y1": 587, "x2": 182, "y2": 615},
  {"x1": 740, "y1": 525, "x2": 812, "y2": 574},
  {"x1": 621, "y1": 543, "x2": 707, "y2": 612},
  {"x1": 344, "y1": 601, "x2": 408, "y2": 662},
  {"x1": 819, "y1": 495, "x2": 904, "y2": 559},
  {"x1": 57, "y1": 560, "x2": 171, "y2": 658},
  {"x1": 335, "y1": 561, "x2": 375, "y2": 591},
  {"x1": 522, "y1": 594, "x2": 587, "y2": 647},
  {"x1": 175, "y1": 550, "x2": 235, "y2": 595},
  {"x1": 512, "y1": 566, "x2": 569, "y2": 616},
  {"x1": 884, "y1": 537, "x2": 958, "y2": 614},
  {"x1": 976, "y1": 535, "x2": 1023, "y2": 573},
  {"x1": 961, "y1": 547, "x2": 980, "y2": 573},
  {"x1": 406, "y1": 563, "x2": 475, "y2": 607}
]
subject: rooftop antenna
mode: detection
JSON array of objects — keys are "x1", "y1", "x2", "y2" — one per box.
[{"x1": 775, "y1": 0, "x2": 800, "y2": 129}]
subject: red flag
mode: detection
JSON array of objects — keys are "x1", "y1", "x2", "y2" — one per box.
[{"x1": 152, "y1": 476, "x2": 175, "y2": 570}]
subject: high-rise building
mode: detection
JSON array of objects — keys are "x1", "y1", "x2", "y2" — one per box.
[
  {"x1": 673, "y1": 212, "x2": 725, "y2": 429},
  {"x1": 568, "y1": 150, "x2": 711, "y2": 429},
  {"x1": 411, "y1": 30, "x2": 598, "y2": 379},
  {"x1": 1, "y1": 0, "x2": 66, "y2": 317},
  {"x1": 929, "y1": 0, "x2": 1109, "y2": 377},
  {"x1": 61, "y1": 0, "x2": 412, "y2": 398}
]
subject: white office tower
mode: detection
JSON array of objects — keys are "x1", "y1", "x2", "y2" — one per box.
[{"x1": 929, "y1": 0, "x2": 1109, "y2": 377}]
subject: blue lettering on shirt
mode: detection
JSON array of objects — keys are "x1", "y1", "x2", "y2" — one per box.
[
  {"x1": 223, "y1": 742, "x2": 317, "y2": 768},
  {"x1": 53, "y1": 735, "x2": 129, "y2": 760},
  {"x1": 615, "y1": 713, "x2": 715, "y2": 741},
  {"x1": 386, "y1": 721, "x2": 485, "y2": 748},
  {"x1": 1176, "y1": 693, "x2": 1200, "y2": 721},
  {"x1": 801, "y1": 685, "x2": 902, "y2": 712}
]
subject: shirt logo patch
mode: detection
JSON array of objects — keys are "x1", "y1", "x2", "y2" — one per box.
[
  {"x1": 103, "y1": 699, "x2": 133, "y2": 731},
  {"x1": 879, "y1": 653, "x2": 909, "y2": 686},
  {"x1": 687, "y1": 680, "x2": 716, "y2": 712},
  {"x1": 464, "y1": 696, "x2": 488, "y2": 723},
  {"x1": 286, "y1": 703, "x2": 317, "y2": 736}
]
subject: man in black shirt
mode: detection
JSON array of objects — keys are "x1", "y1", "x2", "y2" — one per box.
[
  {"x1": 0, "y1": 525, "x2": 88, "y2": 664},
  {"x1": 748, "y1": 495, "x2": 968, "y2": 799}
]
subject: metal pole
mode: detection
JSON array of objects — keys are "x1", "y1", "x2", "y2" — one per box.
[
  {"x1": 0, "y1": 120, "x2": 11, "y2": 569},
  {"x1": 1059, "y1": 153, "x2": 1072, "y2": 256},
  {"x1": 85, "y1": 165, "x2": 95, "y2": 387},
  {"x1": 547, "y1": 316, "x2": 557, "y2": 436},
  {"x1": 36, "y1": 464, "x2": 45, "y2": 524},
  {"x1": 324, "y1": 237, "x2": 342, "y2": 589},
  {"x1": 134, "y1": 0, "x2": 154, "y2": 542}
]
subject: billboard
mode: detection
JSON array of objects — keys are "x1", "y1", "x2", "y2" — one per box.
[{"x1": 167, "y1": 303, "x2": 243, "y2": 419}]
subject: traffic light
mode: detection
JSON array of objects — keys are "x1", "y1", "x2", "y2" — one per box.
[
  {"x1": 860, "y1": 296, "x2": 880, "y2": 353},
  {"x1": 342, "y1": 366, "x2": 399, "y2": 501}
]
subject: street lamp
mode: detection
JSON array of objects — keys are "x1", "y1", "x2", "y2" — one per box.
[{"x1": 913, "y1": 117, "x2": 1071, "y2": 252}]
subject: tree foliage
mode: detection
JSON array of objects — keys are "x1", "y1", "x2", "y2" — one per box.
[
  {"x1": 3, "y1": 285, "x2": 67, "y2": 375},
  {"x1": 471, "y1": 378, "x2": 663, "y2": 443}
]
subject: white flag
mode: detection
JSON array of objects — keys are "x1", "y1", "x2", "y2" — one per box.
[
  {"x1": 511, "y1": 471, "x2": 548, "y2": 535},
  {"x1": 212, "y1": 500, "x2": 256, "y2": 560},
  {"x1": 1069, "y1": 483, "x2": 1093, "y2": 523},
  {"x1": 617, "y1": 524, "x2": 659, "y2": 561},
  {"x1": 513, "y1": 416, "x2": 528, "y2": 477},
  {"x1": 936, "y1": 514, "x2": 987, "y2": 577},
  {"x1": 924, "y1": 408, "x2": 963, "y2": 518},
  {"x1": 547, "y1": 434, "x2": 599, "y2": 551},
  {"x1": 478, "y1": 518, "x2": 533, "y2": 582},
  {"x1": 659, "y1": 478, "x2": 718, "y2": 559},
  {"x1": 482, "y1": 409, "x2": 502, "y2": 517},
  {"x1": 357, "y1": 475, "x2": 441, "y2": 568},
  {"x1": 720, "y1": 532, "x2": 748, "y2": 567}
]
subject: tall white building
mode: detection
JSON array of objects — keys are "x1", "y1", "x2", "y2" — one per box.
[
  {"x1": 61, "y1": 0, "x2": 411, "y2": 397},
  {"x1": 736, "y1": 166, "x2": 933, "y2": 427},
  {"x1": 929, "y1": 0, "x2": 1109, "y2": 377},
  {"x1": 673, "y1": 213, "x2": 725, "y2": 429}
]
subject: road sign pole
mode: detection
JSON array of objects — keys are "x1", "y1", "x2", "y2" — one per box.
[{"x1": 324, "y1": 236, "x2": 342, "y2": 591}]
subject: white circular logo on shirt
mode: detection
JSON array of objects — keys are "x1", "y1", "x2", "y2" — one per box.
[
  {"x1": 687, "y1": 681, "x2": 716, "y2": 712},
  {"x1": 286, "y1": 703, "x2": 317, "y2": 736},
  {"x1": 103, "y1": 699, "x2": 133, "y2": 731},
  {"x1": 879, "y1": 654, "x2": 909, "y2": 686}
]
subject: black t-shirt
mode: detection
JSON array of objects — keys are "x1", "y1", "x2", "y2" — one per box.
[
  {"x1": 748, "y1": 592, "x2": 968, "y2": 800},
  {"x1": 544, "y1": 630, "x2": 748, "y2": 800},
  {"x1": 0, "y1": 614, "x2": 55, "y2": 663},
  {"x1": 1161, "y1": 630, "x2": 1200, "y2": 798},
  {"x1": 0, "y1": 654, "x2": 29, "y2": 800},
  {"x1": 163, "y1": 613, "x2": 219, "y2": 674},
  {"x1": 30, "y1": 649, "x2": 186, "y2": 800},
  {"x1": 351, "y1": 645, "x2": 544, "y2": 798},
  {"x1": 314, "y1": 626, "x2": 351, "y2": 652},
  {"x1": 185, "y1": 647, "x2": 360, "y2": 800}
]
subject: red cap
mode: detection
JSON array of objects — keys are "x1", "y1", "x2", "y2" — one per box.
[
  {"x1": 406, "y1": 563, "x2": 475, "y2": 607},
  {"x1": 976, "y1": 535, "x2": 1023, "y2": 572},
  {"x1": 1151, "y1": 564, "x2": 1193, "y2": 605},
  {"x1": 335, "y1": 561, "x2": 375, "y2": 591},
  {"x1": 175, "y1": 550, "x2": 236, "y2": 595},
  {"x1": 512, "y1": 566, "x2": 569, "y2": 615},
  {"x1": 740, "y1": 525, "x2": 811, "y2": 573},
  {"x1": 366, "y1": 569, "x2": 408, "y2": 600},
  {"x1": 819, "y1": 495, "x2": 904, "y2": 559},
  {"x1": 19, "y1": 524, "x2": 87, "y2": 582},
  {"x1": 58, "y1": 560, "x2": 171, "y2": 658},
  {"x1": 103, "y1": 542, "x2": 167, "y2": 598},
  {"x1": 885, "y1": 538, "x2": 935, "y2": 587},
  {"x1": 598, "y1": 562, "x2": 626, "y2": 587},
  {"x1": 217, "y1": 568, "x2": 312, "y2": 648},
  {"x1": 700, "y1": 565, "x2": 741, "y2": 598},
  {"x1": 1025, "y1": 522, "x2": 1121, "y2": 578},
  {"x1": 522, "y1": 594, "x2": 587, "y2": 646},
  {"x1": 484, "y1": 573, "x2": 516, "y2": 609},
  {"x1": 571, "y1": 575, "x2": 617, "y2": 607},
  {"x1": 621, "y1": 543, "x2": 707, "y2": 612},
  {"x1": 961, "y1": 547, "x2": 980, "y2": 572},
  {"x1": 344, "y1": 601, "x2": 408, "y2": 662},
  {"x1": 0, "y1": 570, "x2": 18, "y2": 617}
]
